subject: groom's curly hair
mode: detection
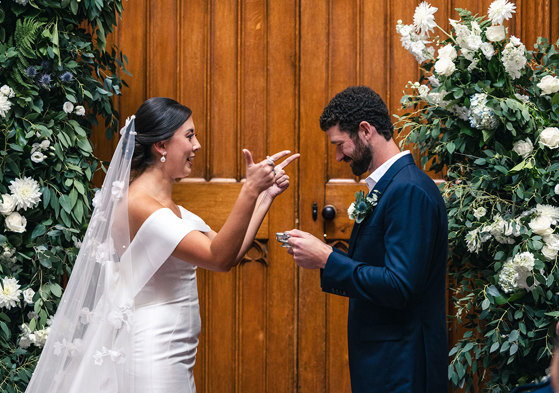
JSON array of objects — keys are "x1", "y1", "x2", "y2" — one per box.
[{"x1": 319, "y1": 86, "x2": 393, "y2": 141}]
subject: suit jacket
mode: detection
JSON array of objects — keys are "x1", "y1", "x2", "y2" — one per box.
[
  {"x1": 321, "y1": 154, "x2": 448, "y2": 393},
  {"x1": 511, "y1": 380, "x2": 554, "y2": 393}
]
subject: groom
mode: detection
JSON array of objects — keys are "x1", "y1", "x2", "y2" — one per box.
[{"x1": 287, "y1": 86, "x2": 448, "y2": 392}]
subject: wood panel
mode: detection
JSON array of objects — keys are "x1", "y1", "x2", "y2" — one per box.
[{"x1": 97, "y1": 1, "x2": 559, "y2": 392}]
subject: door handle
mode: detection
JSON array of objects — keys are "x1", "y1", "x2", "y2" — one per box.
[{"x1": 321, "y1": 205, "x2": 337, "y2": 220}]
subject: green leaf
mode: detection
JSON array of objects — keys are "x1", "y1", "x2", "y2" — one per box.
[
  {"x1": 482, "y1": 298, "x2": 490, "y2": 310},
  {"x1": 50, "y1": 283, "x2": 62, "y2": 297},
  {"x1": 31, "y1": 224, "x2": 46, "y2": 239}
]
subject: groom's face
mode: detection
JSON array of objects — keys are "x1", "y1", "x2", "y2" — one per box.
[{"x1": 326, "y1": 124, "x2": 372, "y2": 176}]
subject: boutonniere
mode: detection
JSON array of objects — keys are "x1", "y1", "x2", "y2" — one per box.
[{"x1": 347, "y1": 190, "x2": 380, "y2": 224}]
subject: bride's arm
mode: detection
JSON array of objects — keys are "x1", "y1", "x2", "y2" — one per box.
[{"x1": 172, "y1": 150, "x2": 295, "y2": 272}]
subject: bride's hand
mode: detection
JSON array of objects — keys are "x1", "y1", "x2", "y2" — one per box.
[
  {"x1": 263, "y1": 152, "x2": 300, "y2": 199},
  {"x1": 242, "y1": 149, "x2": 281, "y2": 194}
]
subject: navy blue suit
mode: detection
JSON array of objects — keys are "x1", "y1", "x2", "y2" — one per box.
[{"x1": 321, "y1": 154, "x2": 448, "y2": 393}]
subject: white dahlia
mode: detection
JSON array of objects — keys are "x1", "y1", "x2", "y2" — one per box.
[
  {"x1": 9, "y1": 177, "x2": 42, "y2": 210},
  {"x1": 0, "y1": 277, "x2": 22, "y2": 309}
]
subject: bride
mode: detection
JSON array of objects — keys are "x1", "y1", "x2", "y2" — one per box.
[{"x1": 25, "y1": 97, "x2": 299, "y2": 393}]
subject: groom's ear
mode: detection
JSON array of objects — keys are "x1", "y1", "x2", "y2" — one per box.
[{"x1": 358, "y1": 121, "x2": 377, "y2": 142}]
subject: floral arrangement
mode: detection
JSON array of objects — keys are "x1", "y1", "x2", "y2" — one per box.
[
  {"x1": 396, "y1": 0, "x2": 559, "y2": 391},
  {"x1": 0, "y1": 0, "x2": 126, "y2": 390}
]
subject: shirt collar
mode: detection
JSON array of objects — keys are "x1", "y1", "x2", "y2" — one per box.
[{"x1": 365, "y1": 151, "x2": 411, "y2": 192}]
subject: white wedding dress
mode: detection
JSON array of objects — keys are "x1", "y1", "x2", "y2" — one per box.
[
  {"x1": 28, "y1": 206, "x2": 211, "y2": 393},
  {"x1": 128, "y1": 206, "x2": 210, "y2": 393}
]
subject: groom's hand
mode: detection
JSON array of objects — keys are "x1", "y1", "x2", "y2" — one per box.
[{"x1": 285, "y1": 229, "x2": 332, "y2": 269}]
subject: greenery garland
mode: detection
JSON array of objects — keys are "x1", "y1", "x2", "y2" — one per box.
[{"x1": 0, "y1": 0, "x2": 125, "y2": 391}]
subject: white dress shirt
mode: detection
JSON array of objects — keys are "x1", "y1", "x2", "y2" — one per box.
[{"x1": 365, "y1": 150, "x2": 411, "y2": 192}]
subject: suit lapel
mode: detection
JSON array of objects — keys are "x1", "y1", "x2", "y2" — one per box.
[{"x1": 347, "y1": 154, "x2": 416, "y2": 257}]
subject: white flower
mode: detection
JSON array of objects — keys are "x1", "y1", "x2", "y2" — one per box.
[
  {"x1": 0, "y1": 194, "x2": 16, "y2": 216},
  {"x1": 32, "y1": 327, "x2": 50, "y2": 348},
  {"x1": 512, "y1": 138, "x2": 533, "y2": 158},
  {"x1": 0, "y1": 85, "x2": 15, "y2": 98},
  {"x1": 22, "y1": 288, "x2": 35, "y2": 305},
  {"x1": 462, "y1": 34, "x2": 482, "y2": 51},
  {"x1": 488, "y1": 0, "x2": 516, "y2": 25},
  {"x1": 428, "y1": 75, "x2": 440, "y2": 88},
  {"x1": 537, "y1": 75, "x2": 559, "y2": 95},
  {"x1": 539, "y1": 127, "x2": 559, "y2": 149},
  {"x1": 92, "y1": 189, "x2": 102, "y2": 208},
  {"x1": 63, "y1": 101, "x2": 74, "y2": 114},
  {"x1": 79, "y1": 307, "x2": 93, "y2": 325},
  {"x1": 413, "y1": 1, "x2": 438, "y2": 37},
  {"x1": 111, "y1": 181, "x2": 125, "y2": 200},
  {"x1": 5, "y1": 212, "x2": 27, "y2": 233},
  {"x1": 19, "y1": 334, "x2": 32, "y2": 349},
  {"x1": 14, "y1": 0, "x2": 29, "y2": 5},
  {"x1": 502, "y1": 37, "x2": 526, "y2": 79},
  {"x1": 438, "y1": 44, "x2": 457, "y2": 60},
  {"x1": 555, "y1": 184, "x2": 559, "y2": 195},
  {"x1": 347, "y1": 203, "x2": 356, "y2": 218},
  {"x1": 0, "y1": 277, "x2": 22, "y2": 309},
  {"x1": 490, "y1": 215, "x2": 518, "y2": 243},
  {"x1": 434, "y1": 57, "x2": 455, "y2": 76},
  {"x1": 417, "y1": 85, "x2": 429, "y2": 98},
  {"x1": 485, "y1": 25, "x2": 506, "y2": 42},
  {"x1": 473, "y1": 207, "x2": 487, "y2": 219},
  {"x1": 535, "y1": 204, "x2": 559, "y2": 225},
  {"x1": 467, "y1": 59, "x2": 479, "y2": 72},
  {"x1": 544, "y1": 234, "x2": 559, "y2": 250},
  {"x1": 529, "y1": 215, "x2": 553, "y2": 236},
  {"x1": 541, "y1": 245, "x2": 558, "y2": 261},
  {"x1": 480, "y1": 42, "x2": 495, "y2": 60},
  {"x1": 514, "y1": 93, "x2": 530, "y2": 102},
  {"x1": 74, "y1": 105, "x2": 85, "y2": 116},
  {"x1": 469, "y1": 93, "x2": 499, "y2": 130},
  {"x1": 9, "y1": 177, "x2": 42, "y2": 210},
  {"x1": 0, "y1": 94, "x2": 12, "y2": 118},
  {"x1": 499, "y1": 251, "x2": 537, "y2": 293},
  {"x1": 40, "y1": 139, "x2": 51, "y2": 150},
  {"x1": 31, "y1": 151, "x2": 46, "y2": 163},
  {"x1": 451, "y1": 105, "x2": 470, "y2": 121}
]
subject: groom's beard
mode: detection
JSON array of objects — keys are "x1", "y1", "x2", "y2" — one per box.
[{"x1": 346, "y1": 137, "x2": 372, "y2": 176}]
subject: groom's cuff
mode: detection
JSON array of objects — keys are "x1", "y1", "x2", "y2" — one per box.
[{"x1": 320, "y1": 250, "x2": 350, "y2": 297}]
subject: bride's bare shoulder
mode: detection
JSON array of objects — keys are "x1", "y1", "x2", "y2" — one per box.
[{"x1": 128, "y1": 192, "x2": 166, "y2": 235}]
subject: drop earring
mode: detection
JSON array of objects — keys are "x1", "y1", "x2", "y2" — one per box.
[{"x1": 160, "y1": 153, "x2": 166, "y2": 163}]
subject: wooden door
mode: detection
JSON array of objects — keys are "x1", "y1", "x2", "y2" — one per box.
[{"x1": 90, "y1": 1, "x2": 559, "y2": 392}]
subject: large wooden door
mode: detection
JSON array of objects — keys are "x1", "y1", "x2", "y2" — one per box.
[{"x1": 90, "y1": 1, "x2": 559, "y2": 392}]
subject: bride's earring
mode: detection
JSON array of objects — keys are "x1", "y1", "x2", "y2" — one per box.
[{"x1": 160, "y1": 153, "x2": 166, "y2": 163}]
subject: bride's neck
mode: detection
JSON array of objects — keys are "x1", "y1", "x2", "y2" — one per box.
[{"x1": 130, "y1": 166, "x2": 175, "y2": 203}]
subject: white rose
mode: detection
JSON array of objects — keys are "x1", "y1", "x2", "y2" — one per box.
[
  {"x1": 539, "y1": 127, "x2": 559, "y2": 149},
  {"x1": 541, "y1": 245, "x2": 558, "y2": 261},
  {"x1": 555, "y1": 184, "x2": 559, "y2": 195},
  {"x1": 537, "y1": 75, "x2": 559, "y2": 95},
  {"x1": 544, "y1": 234, "x2": 559, "y2": 250},
  {"x1": 0, "y1": 194, "x2": 16, "y2": 215},
  {"x1": 529, "y1": 215, "x2": 553, "y2": 236},
  {"x1": 434, "y1": 57, "x2": 456, "y2": 76},
  {"x1": 480, "y1": 42, "x2": 495, "y2": 60},
  {"x1": 5, "y1": 212, "x2": 27, "y2": 233},
  {"x1": 463, "y1": 34, "x2": 482, "y2": 51},
  {"x1": 0, "y1": 85, "x2": 15, "y2": 98},
  {"x1": 23, "y1": 288, "x2": 35, "y2": 305},
  {"x1": 31, "y1": 151, "x2": 46, "y2": 163},
  {"x1": 512, "y1": 138, "x2": 533, "y2": 157},
  {"x1": 417, "y1": 85, "x2": 429, "y2": 98},
  {"x1": 438, "y1": 44, "x2": 457, "y2": 60},
  {"x1": 486, "y1": 25, "x2": 506, "y2": 42},
  {"x1": 40, "y1": 140, "x2": 50, "y2": 149},
  {"x1": 63, "y1": 101, "x2": 74, "y2": 114},
  {"x1": 473, "y1": 207, "x2": 487, "y2": 219},
  {"x1": 74, "y1": 105, "x2": 85, "y2": 116}
]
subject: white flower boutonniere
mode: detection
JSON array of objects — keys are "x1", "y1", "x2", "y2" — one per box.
[{"x1": 348, "y1": 190, "x2": 380, "y2": 224}]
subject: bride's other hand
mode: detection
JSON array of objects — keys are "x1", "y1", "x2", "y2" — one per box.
[
  {"x1": 242, "y1": 149, "x2": 277, "y2": 194},
  {"x1": 264, "y1": 152, "x2": 300, "y2": 199}
]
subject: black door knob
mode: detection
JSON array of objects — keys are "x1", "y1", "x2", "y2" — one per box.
[{"x1": 322, "y1": 205, "x2": 337, "y2": 220}]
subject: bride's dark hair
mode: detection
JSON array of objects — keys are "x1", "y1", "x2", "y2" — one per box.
[{"x1": 131, "y1": 97, "x2": 192, "y2": 175}]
